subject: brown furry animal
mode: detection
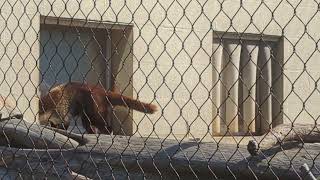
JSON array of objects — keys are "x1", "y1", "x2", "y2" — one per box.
[{"x1": 38, "y1": 82, "x2": 157, "y2": 134}]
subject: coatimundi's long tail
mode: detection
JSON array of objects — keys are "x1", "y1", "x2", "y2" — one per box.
[{"x1": 108, "y1": 92, "x2": 157, "y2": 114}]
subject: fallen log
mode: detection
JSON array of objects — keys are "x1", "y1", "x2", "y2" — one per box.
[
  {"x1": 0, "y1": 122, "x2": 318, "y2": 180},
  {"x1": 0, "y1": 117, "x2": 91, "y2": 179},
  {"x1": 0, "y1": 133, "x2": 319, "y2": 179},
  {"x1": 247, "y1": 123, "x2": 320, "y2": 156},
  {"x1": 0, "y1": 95, "x2": 319, "y2": 179},
  {"x1": 0, "y1": 118, "x2": 80, "y2": 149}
]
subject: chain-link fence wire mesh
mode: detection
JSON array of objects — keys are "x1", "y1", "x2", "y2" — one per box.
[{"x1": 0, "y1": 0, "x2": 320, "y2": 179}]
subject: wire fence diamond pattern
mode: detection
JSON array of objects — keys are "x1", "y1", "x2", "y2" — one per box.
[{"x1": 0, "y1": 0, "x2": 319, "y2": 179}]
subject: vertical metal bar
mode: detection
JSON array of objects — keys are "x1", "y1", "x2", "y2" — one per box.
[
  {"x1": 212, "y1": 38, "x2": 223, "y2": 135},
  {"x1": 240, "y1": 42, "x2": 259, "y2": 133},
  {"x1": 257, "y1": 44, "x2": 273, "y2": 134},
  {"x1": 222, "y1": 40, "x2": 241, "y2": 134}
]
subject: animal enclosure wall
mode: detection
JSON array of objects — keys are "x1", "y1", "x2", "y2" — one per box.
[
  {"x1": 0, "y1": 0, "x2": 319, "y2": 138},
  {"x1": 0, "y1": 0, "x2": 320, "y2": 179}
]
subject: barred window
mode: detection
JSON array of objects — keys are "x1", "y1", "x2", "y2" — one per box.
[{"x1": 212, "y1": 32, "x2": 283, "y2": 135}]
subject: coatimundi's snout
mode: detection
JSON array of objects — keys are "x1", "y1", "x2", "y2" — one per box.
[
  {"x1": 39, "y1": 110, "x2": 71, "y2": 130},
  {"x1": 38, "y1": 82, "x2": 157, "y2": 134}
]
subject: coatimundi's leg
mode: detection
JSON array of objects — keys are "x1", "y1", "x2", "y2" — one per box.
[{"x1": 38, "y1": 82, "x2": 158, "y2": 134}]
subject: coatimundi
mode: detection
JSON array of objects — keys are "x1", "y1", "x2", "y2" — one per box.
[{"x1": 38, "y1": 82, "x2": 157, "y2": 134}]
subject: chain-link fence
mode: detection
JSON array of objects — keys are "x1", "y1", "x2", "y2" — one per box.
[{"x1": 0, "y1": 0, "x2": 319, "y2": 179}]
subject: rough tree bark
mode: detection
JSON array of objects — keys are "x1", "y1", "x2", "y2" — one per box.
[
  {"x1": 0, "y1": 96, "x2": 319, "y2": 179},
  {"x1": 0, "y1": 118, "x2": 319, "y2": 179},
  {"x1": 247, "y1": 123, "x2": 320, "y2": 156}
]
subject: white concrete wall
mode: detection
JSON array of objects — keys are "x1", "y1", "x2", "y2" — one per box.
[{"x1": 0, "y1": 0, "x2": 319, "y2": 138}]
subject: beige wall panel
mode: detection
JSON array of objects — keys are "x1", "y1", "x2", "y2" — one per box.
[{"x1": 1, "y1": 0, "x2": 319, "y2": 136}]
